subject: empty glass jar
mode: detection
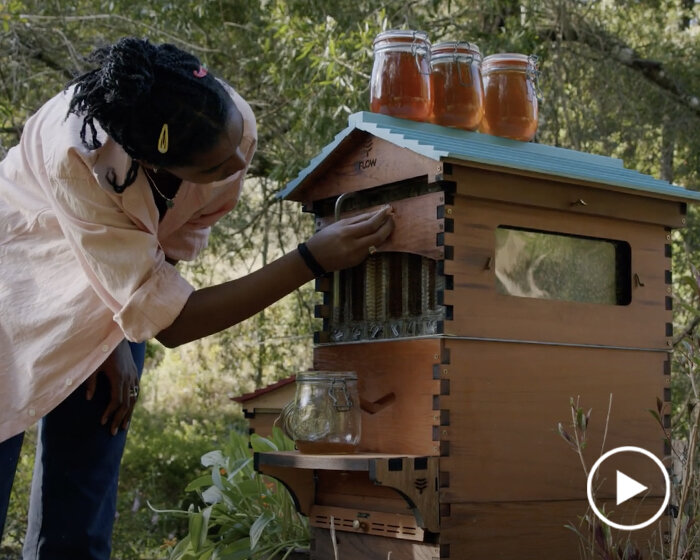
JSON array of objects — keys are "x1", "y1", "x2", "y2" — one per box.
[
  {"x1": 430, "y1": 41, "x2": 484, "y2": 130},
  {"x1": 280, "y1": 371, "x2": 361, "y2": 454},
  {"x1": 370, "y1": 29, "x2": 432, "y2": 122},
  {"x1": 480, "y1": 53, "x2": 539, "y2": 141}
]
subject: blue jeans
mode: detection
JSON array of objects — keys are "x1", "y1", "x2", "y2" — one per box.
[{"x1": 0, "y1": 341, "x2": 146, "y2": 560}]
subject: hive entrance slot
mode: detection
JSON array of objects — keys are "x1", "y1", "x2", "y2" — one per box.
[{"x1": 310, "y1": 505, "x2": 424, "y2": 542}]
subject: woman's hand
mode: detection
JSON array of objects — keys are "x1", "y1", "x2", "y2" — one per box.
[
  {"x1": 85, "y1": 338, "x2": 140, "y2": 435},
  {"x1": 305, "y1": 205, "x2": 394, "y2": 272},
  {"x1": 156, "y1": 205, "x2": 394, "y2": 348}
]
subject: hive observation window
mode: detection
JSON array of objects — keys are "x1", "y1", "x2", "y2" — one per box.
[{"x1": 494, "y1": 226, "x2": 631, "y2": 305}]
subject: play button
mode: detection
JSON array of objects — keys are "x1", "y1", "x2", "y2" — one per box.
[
  {"x1": 616, "y1": 470, "x2": 648, "y2": 506},
  {"x1": 587, "y1": 445, "x2": 670, "y2": 531}
]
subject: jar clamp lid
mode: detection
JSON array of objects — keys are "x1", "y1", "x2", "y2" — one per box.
[
  {"x1": 296, "y1": 371, "x2": 358, "y2": 382},
  {"x1": 431, "y1": 41, "x2": 482, "y2": 62},
  {"x1": 482, "y1": 52, "x2": 538, "y2": 74},
  {"x1": 372, "y1": 29, "x2": 431, "y2": 54}
]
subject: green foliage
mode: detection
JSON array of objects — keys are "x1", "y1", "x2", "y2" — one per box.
[
  {"x1": 1, "y1": 1, "x2": 700, "y2": 558},
  {"x1": 0, "y1": 406, "x2": 246, "y2": 560},
  {"x1": 114, "y1": 409, "x2": 245, "y2": 559},
  {"x1": 164, "y1": 428, "x2": 308, "y2": 560},
  {"x1": 557, "y1": 397, "x2": 647, "y2": 559},
  {"x1": 671, "y1": 256, "x2": 700, "y2": 433},
  {"x1": 0, "y1": 427, "x2": 35, "y2": 558},
  {"x1": 558, "y1": 260, "x2": 700, "y2": 559}
]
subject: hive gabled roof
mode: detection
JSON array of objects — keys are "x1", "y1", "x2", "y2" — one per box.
[
  {"x1": 231, "y1": 375, "x2": 296, "y2": 404},
  {"x1": 278, "y1": 111, "x2": 700, "y2": 203}
]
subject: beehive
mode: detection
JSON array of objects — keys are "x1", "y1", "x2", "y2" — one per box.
[
  {"x1": 232, "y1": 376, "x2": 296, "y2": 437},
  {"x1": 255, "y1": 112, "x2": 700, "y2": 558}
]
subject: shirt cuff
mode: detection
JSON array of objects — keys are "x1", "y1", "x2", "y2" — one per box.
[{"x1": 113, "y1": 262, "x2": 194, "y2": 342}]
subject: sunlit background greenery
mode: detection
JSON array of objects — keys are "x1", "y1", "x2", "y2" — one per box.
[{"x1": 1, "y1": 0, "x2": 699, "y2": 558}]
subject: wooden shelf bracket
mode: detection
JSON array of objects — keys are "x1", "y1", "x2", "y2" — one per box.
[{"x1": 254, "y1": 452, "x2": 440, "y2": 533}]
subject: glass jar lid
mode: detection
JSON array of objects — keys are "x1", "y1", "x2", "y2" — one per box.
[
  {"x1": 431, "y1": 41, "x2": 482, "y2": 62},
  {"x1": 373, "y1": 29, "x2": 431, "y2": 54},
  {"x1": 482, "y1": 53, "x2": 537, "y2": 74},
  {"x1": 296, "y1": 371, "x2": 357, "y2": 382}
]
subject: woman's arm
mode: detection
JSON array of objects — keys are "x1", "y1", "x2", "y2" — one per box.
[
  {"x1": 156, "y1": 245, "x2": 313, "y2": 347},
  {"x1": 156, "y1": 205, "x2": 393, "y2": 347}
]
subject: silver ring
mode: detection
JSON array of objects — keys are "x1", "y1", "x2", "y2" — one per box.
[
  {"x1": 129, "y1": 386, "x2": 139, "y2": 399},
  {"x1": 368, "y1": 245, "x2": 377, "y2": 255}
]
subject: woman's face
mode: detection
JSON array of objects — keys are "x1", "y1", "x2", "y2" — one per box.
[{"x1": 163, "y1": 102, "x2": 247, "y2": 184}]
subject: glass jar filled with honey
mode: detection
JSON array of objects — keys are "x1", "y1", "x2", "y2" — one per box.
[
  {"x1": 430, "y1": 41, "x2": 484, "y2": 130},
  {"x1": 280, "y1": 371, "x2": 361, "y2": 454},
  {"x1": 370, "y1": 29, "x2": 432, "y2": 122},
  {"x1": 480, "y1": 53, "x2": 540, "y2": 141}
]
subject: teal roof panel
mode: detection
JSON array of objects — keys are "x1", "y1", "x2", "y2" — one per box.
[{"x1": 278, "y1": 111, "x2": 700, "y2": 203}]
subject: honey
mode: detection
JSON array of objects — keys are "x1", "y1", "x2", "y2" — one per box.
[
  {"x1": 370, "y1": 30, "x2": 432, "y2": 122},
  {"x1": 430, "y1": 41, "x2": 484, "y2": 130},
  {"x1": 295, "y1": 440, "x2": 360, "y2": 454},
  {"x1": 480, "y1": 53, "x2": 539, "y2": 141}
]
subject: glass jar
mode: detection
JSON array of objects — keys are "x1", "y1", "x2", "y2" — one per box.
[
  {"x1": 280, "y1": 371, "x2": 361, "y2": 454},
  {"x1": 480, "y1": 53, "x2": 539, "y2": 141},
  {"x1": 430, "y1": 41, "x2": 484, "y2": 130},
  {"x1": 370, "y1": 29, "x2": 432, "y2": 122}
]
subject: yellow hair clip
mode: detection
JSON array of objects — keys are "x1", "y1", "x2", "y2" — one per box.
[{"x1": 157, "y1": 123, "x2": 169, "y2": 154}]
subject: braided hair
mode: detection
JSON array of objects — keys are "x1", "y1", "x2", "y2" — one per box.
[{"x1": 67, "y1": 37, "x2": 232, "y2": 192}]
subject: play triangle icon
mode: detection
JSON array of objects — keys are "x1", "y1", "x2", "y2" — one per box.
[{"x1": 616, "y1": 470, "x2": 648, "y2": 506}]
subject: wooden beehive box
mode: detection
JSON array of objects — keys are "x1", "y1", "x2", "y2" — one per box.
[
  {"x1": 231, "y1": 376, "x2": 296, "y2": 437},
  {"x1": 255, "y1": 112, "x2": 700, "y2": 559}
]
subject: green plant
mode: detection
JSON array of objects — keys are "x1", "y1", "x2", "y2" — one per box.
[
  {"x1": 162, "y1": 427, "x2": 309, "y2": 560},
  {"x1": 664, "y1": 260, "x2": 700, "y2": 560},
  {"x1": 558, "y1": 396, "x2": 646, "y2": 560}
]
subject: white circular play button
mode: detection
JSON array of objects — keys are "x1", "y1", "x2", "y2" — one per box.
[
  {"x1": 587, "y1": 445, "x2": 670, "y2": 531},
  {"x1": 616, "y1": 470, "x2": 648, "y2": 506}
]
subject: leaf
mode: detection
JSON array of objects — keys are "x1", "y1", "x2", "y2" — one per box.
[
  {"x1": 188, "y1": 512, "x2": 203, "y2": 552},
  {"x1": 212, "y1": 463, "x2": 224, "y2": 489},
  {"x1": 295, "y1": 41, "x2": 315, "y2": 61},
  {"x1": 226, "y1": 457, "x2": 253, "y2": 480},
  {"x1": 648, "y1": 409, "x2": 662, "y2": 426},
  {"x1": 185, "y1": 474, "x2": 215, "y2": 492},
  {"x1": 202, "y1": 485, "x2": 224, "y2": 505},
  {"x1": 250, "y1": 511, "x2": 275, "y2": 550},
  {"x1": 189, "y1": 507, "x2": 213, "y2": 553},
  {"x1": 576, "y1": 408, "x2": 586, "y2": 431},
  {"x1": 594, "y1": 522, "x2": 609, "y2": 554},
  {"x1": 217, "y1": 537, "x2": 252, "y2": 560},
  {"x1": 201, "y1": 450, "x2": 226, "y2": 468},
  {"x1": 236, "y1": 478, "x2": 261, "y2": 497},
  {"x1": 250, "y1": 433, "x2": 278, "y2": 453},
  {"x1": 558, "y1": 422, "x2": 573, "y2": 444},
  {"x1": 168, "y1": 535, "x2": 192, "y2": 560},
  {"x1": 270, "y1": 426, "x2": 297, "y2": 451}
]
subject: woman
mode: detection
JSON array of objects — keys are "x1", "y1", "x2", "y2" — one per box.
[{"x1": 0, "y1": 37, "x2": 393, "y2": 559}]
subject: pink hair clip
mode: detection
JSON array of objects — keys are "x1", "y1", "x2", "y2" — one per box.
[{"x1": 193, "y1": 65, "x2": 208, "y2": 78}]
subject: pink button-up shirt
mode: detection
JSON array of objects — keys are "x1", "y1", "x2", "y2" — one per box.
[{"x1": 0, "y1": 82, "x2": 257, "y2": 442}]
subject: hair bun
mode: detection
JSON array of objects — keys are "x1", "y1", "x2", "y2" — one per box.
[{"x1": 96, "y1": 37, "x2": 158, "y2": 106}]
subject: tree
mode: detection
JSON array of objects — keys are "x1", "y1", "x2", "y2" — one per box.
[{"x1": 2, "y1": 1, "x2": 699, "y2": 557}]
